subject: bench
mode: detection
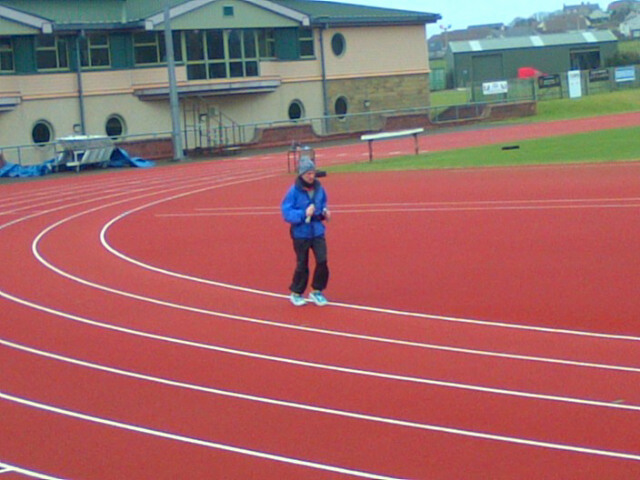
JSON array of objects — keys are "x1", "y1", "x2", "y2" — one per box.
[
  {"x1": 56, "y1": 135, "x2": 115, "y2": 172},
  {"x1": 360, "y1": 128, "x2": 424, "y2": 162}
]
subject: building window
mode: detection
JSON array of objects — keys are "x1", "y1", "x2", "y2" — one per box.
[
  {"x1": 185, "y1": 29, "x2": 260, "y2": 80},
  {"x1": 32, "y1": 120, "x2": 54, "y2": 145},
  {"x1": 134, "y1": 31, "x2": 182, "y2": 65},
  {"x1": 288, "y1": 100, "x2": 305, "y2": 120},
  {"x1": 299, "y1": 28, "x2": 314, "y2": 58},
  {"x1": 223, "y1": 5, "x2": 234, "y2": 17},
  {"x1": 106, "y1": 115, "x2": 126, "y2": 138},
  {"x1": 331, "y1": 33, "x2": 346, "y2": 57},
  {"x1": 570, "y1": 49, "x2": 601, "y2": 70},
  {"x1": 0, "y1": 37, "x2": 14, "y2": 72},
  {"x1": 258, "y1": 29, "x2": 275, "y2": 59},
  {"x1": 335, "y1": 96, "x2": 348, "y2": 119},
  {"x1": 80, "y1": 34, "x2": 111, "y2": 68},
  {"x1": 36, "y1": 35, "x2": 69, "y2": 71}
]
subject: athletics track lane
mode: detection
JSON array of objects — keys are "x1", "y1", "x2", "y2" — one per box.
[{"x1": 1, "y1": 114, "x2": 640, "y2": 478}]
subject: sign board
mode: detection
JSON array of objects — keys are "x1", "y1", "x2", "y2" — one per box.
[
  {"x1": 567, "y1": 70, "x2": 582, "y2": 99},
  {"x1": 615, "y1": 66, "x2": 636, "y2": 83},
  {"x1": 482, "y1": 81, "x2": 508, "y2": 95},
  {"x1": 538, "y1": 74, "x2": 561, "y2": 88},
  {"x1": 589, "y1": 69, "x2": 610, "y2": 83}
]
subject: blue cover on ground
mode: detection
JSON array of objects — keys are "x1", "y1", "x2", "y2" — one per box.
[
  {"x1": 0, "y1": 159, "x2": 54, "y2": 178},
  {"x1": 109, "y1": 147, "x2": 155, "y2": 168},
  {"x1": 0, "y1": 148, "x2": 154, "y2": 178}
]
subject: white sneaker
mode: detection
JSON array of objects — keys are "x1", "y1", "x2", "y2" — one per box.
[
  {"x1": 290, "y1": 293, "x2": 307, "y2": 306},
  {"x1": 308, "y1": 291, "x2": 328, "y2": 306}
]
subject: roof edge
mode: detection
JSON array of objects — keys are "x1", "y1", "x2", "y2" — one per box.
[{"x1": 0, "y1": 5, "x2": 53, "y2": 33}]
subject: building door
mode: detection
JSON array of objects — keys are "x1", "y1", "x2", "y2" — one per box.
[{"x1": 472, "y1": 54, "x2": 505, "y2": 83}]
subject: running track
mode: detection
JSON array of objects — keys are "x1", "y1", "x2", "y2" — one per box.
[{"x1": 2, "y1": 113, "x2": 640, "y2": 479}]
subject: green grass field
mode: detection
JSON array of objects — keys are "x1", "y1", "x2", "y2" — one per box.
[
  {"x1": 332, "y1": 88, "x2": 640, "y2": 172},
  {"x1": 330, "y1": 126, "x2": 640, "y2": 173}
]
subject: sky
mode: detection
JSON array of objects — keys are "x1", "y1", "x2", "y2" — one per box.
[{"x1": 324, "y1": 0, "x2": 576, "y2": 31}]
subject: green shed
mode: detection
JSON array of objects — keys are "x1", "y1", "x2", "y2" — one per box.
[{"x1": 446, "y1": 30, "x2": 618, "y2": 88}]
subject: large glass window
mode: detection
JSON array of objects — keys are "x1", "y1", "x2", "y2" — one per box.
[
  {"x1": 0, "y1": 37, "x2": 14, "y2": 72},
  {"x1": 134, "y1": 31, "x2": 183, "y2": 65},
  {"x1": 185, "y1": 29, "x2": 260, "y2": 80},
  {"x1": 80, "y1": 34, "x2": 110, "y2": 68},
  {"x1": 36, "y1": 35, "x2": 69, "y2": 71}
]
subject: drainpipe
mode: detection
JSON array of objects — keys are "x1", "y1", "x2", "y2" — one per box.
[
  {"x1": 317, "y1": 20, "x2": 330, "y2": 135},
  {"x1": 75, "y1": 31, "x2": 87, "y2": 135}
]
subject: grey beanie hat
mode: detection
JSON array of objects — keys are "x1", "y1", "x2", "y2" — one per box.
[{"x1": 298, "y1": 156, "x2": 316, "y2": 175}]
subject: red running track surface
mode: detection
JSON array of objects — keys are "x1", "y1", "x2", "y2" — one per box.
[{"x1": 1, "y1": 114, "x2": 640, "y2": 479}]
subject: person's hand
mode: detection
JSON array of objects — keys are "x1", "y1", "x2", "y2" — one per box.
[
  {"x1": 323, "y1": 208, "x2": 331, "y2": 222},
  {"x1": 305, "y1": 205, "x2": 315, "y2": 217}
]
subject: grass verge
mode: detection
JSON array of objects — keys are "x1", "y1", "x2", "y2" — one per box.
[{"x1": 330, "y1": 126, "x2": 640, "y2": 173}]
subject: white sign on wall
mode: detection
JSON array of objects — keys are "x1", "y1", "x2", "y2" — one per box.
[
  {"x1": 482, "y1": 81, "x2": 508, "y2": 95},
  {"x1": 567, "y1": 70, "x2": 582, "y2": 99}
]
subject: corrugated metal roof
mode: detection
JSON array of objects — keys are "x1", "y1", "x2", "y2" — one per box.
[
  {"x1": 449, "y1": 30, "x2": 617, "y2": 54},
  {"x1": 270, "y1": 0, "x2": 440, "y2": 26},
  {"x1": 0, "y1": 0, "x2": 439, "y2": 28}
]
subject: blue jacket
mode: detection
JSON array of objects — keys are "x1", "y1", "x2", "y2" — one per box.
[{"x1": 281, "y1": 177, "x2": 328, "y2": 239}]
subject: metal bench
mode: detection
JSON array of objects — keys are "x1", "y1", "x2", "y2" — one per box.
[
  {"x1": 56, "y1": 135, "x2": 115, "y2": 172},
  {"x1": 360, "y1": 128, "x2": 424, "y2": 162}
]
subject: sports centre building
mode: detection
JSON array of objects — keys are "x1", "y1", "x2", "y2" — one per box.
[{"x1": 0, "y1": 0, "x2": 440, "y2": 164}]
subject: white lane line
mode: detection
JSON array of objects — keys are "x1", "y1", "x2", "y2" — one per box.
[
  {"x1": 3, "y1": 390, "x2": 640, "y2": 465},
  {"x1": 0, "y1": 392, "x2": 406, "y2": 480},
  {"x1": 96, "y1": 181, "x2": 640, "y2": 343},
  {"x1": 101, "y1": 212, "x2": 640, "y2": 342},
  {"x1": 3, "y1": 336, "x2": 640, "y2": 450},
  {"x1": 4, "y1": 277, "x2": 640, "y2": 414},
  {"x1": 0, "y1": 463, "x2": 63, "y2": 480},
  {"x1": 34, "y1": 218, "x2": 640, "y2": 374},
  {"x1": 24, "y1": 169, "x2": 640, "y2": 374}
]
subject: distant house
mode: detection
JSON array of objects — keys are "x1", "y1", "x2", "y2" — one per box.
[
  {"x1": 620, "y1": 12, "x2": 640, "y2": 36},
  {"x1": 539, "y1": 13, "x2": 590, "y2": 32},
  {"x1": 446, "y1": 30, "x2": 618, "y2": 87},
  {"x1": 564, "y1": 2, "x2": 601, "y2": 16}
]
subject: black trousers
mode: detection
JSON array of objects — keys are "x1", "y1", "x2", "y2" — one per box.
[{"x1": 290, "y1": 236, "x2": 329, "y2": 294}]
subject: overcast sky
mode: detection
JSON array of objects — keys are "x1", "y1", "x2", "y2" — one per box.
[{"x1": 325, "y1": 0, "x2": 575, "y2": 31}]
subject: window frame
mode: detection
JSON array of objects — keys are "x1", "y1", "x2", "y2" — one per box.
[
  {"x1": 133, "y1": 31, "x2": 183, "y2": 66},
  {"x1": 35, "y1": 35, "x2": 70, "y2": 71},
  {"x1": 80, "y1": 33, "x2": 111, "y2": 69},
  {"x1": 0, "y1": 37, "x2": 14, "y2": 72},
  {"x1": 184, "y1": 28, "x2": 260, "y2": 80}
]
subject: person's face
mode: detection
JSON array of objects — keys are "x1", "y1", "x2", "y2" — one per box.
[{"x1": 302, "y1": 170, "x2": 316, "y2": 183}]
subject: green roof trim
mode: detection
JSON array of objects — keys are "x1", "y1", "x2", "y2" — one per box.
[
  {"x1": 269, "y1": 0, "x2": 440, "y2": 26},
  {"x1": 0, "y1": 0, "x2": 440, "y2": 30}
]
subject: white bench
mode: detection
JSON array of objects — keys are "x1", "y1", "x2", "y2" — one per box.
[
  {"x1": 360, "y1": 128, "x2": 424, "y2": 162},
  {"x1": 56, "y1": 135, "x2": 115, "y2": 172}
]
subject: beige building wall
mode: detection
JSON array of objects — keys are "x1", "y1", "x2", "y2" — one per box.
[
  {"x1": 323, "y1": 25, "x2": 430, "y2": 77},
  {"x1": 0, "y1": 22, "x2": 434, "y2": 163}
]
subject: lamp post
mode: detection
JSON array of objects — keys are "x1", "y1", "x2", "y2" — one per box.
[{"x1": 164, "y1": 5, "x2": 184, "y2": 161}]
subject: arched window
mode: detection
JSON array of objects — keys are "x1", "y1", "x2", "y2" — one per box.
[
  {"x1": 32, "y1": 120, "x2": 53, "y2": 145},
  {"x1": 288, "y1": 100, "x2": 305, "y2": 120},
  {"x1": 106, "y1": 114, "x2": 126, "y2": 138},
  {"x1": 335, "y1": 96, "x2": 348, "y2": 119},
  {"x1": 331, "y1": 33, "x2": 346, "y2": 57}
]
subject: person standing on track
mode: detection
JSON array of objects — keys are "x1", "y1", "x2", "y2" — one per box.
[{"x1": 281, "y1": 155, "x2": 331, "y2": 306}]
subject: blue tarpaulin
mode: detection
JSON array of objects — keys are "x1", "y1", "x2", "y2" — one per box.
[{"x1": 0, "y1": 147, "x2": 155, "y2": 178}]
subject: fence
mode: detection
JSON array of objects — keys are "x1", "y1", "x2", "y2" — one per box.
[
  {"x1": 3, "y1": 66, "x2": 638, "y2": 167},
  {"x1": 470, "y1": 64, "x2": 640, "y2": 103}
]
